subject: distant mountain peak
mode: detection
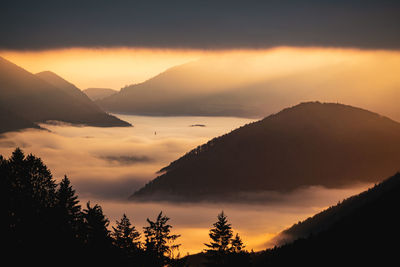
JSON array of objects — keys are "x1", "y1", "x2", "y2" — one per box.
[
  {"x1": 0, "y1": 57, "x2": 131, "y2": 132},
  {"x1": 36, "y1": 70, "x2": 81, "y2": 92}
]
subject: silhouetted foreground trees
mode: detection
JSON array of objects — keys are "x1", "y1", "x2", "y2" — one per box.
[
  {"x1": 1, "y1": 148, "x2": 181, "y2": 266},
  {"x1": 6, "y1": 147, "x2": 398, "y2": 266},
  {"x1": 1, "y1": 148, "x2": 254, "y2": 266}
]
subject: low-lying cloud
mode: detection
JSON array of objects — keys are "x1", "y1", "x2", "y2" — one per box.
[
  {"x1": 74, "y1": 176, "x2": 147, "y2": 200},
  {"x1": 0, "y1": 114, "x2": 373, "y2": 254},
  {"x1": 85, "y1": 183, "x2": 370, "y2": 254},
  {"x1": 0, "y1": 115, "x2": 252, "y2": 200},
  {"x1": 100, "y1": 155, "x2": 154, "y2": 165}
]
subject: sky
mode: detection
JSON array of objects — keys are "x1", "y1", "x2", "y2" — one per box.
[
  {"x1": 1, "y1": 1, "x2": 399, "y2": 89},
  {"x1": 0, "y1": 46, "x2": 371, "y2": 89},
  {"x1": 1, "y1": 1, "x2": 399, "y2": 50},
  {"x1": 0, "y1": 48, "x2": 203, "y2": 89}
]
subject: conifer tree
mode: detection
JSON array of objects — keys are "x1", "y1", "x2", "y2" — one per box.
[
  {"x1": 55, "y1": 175, "x2": 82, "y2": 240},
  {"x1": 205, "y1": 211, "x2": 251, "y2": 266},
  {"x1": 1, "y1": 148, "x2": 58, "y2": 259},
  {"x1": 24, "y1": 153, "x2": 57, "y2": 208},
  {"x1": 231, "y1": 233, "x2": 245, "y2": 252},
  {"x1": 82, "y1": 201, "x2": 112, "y2": 250},
  {"x1": 112, "y1": 213, "x2": 141, "y2": 252},
  {"x1": 7, "y1": 148, "x2": 57, "y2": 211},
  {"x1": 205, "y1": 211, "x2": 233, "y2": 252},
  {"x1": 56, "y1": 176, "x2": 81, "y2": 216},
  {"x1": 144, "y1": 211, "x2": 180, "y2": 265}
]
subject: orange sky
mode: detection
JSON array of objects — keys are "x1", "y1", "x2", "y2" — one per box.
[
  {"x1": 1, "y1": 47, "x2": 399, "y2": 93},
  {"x1": 0, "y1": 48, "x2": 204, "y2": 89}
]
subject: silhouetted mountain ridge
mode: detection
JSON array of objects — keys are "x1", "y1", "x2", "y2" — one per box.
[
  {"x1": 269, "y1": 172, "x2": 400, "y2": 247},
  {"x1": 0, "y1": 56, "x2": 130, "y2": 133},
  {"x1": 254, "y1": 172, "x2": 400, "y2": 266},
  {"x1": 131, "y1": 102, "x2": 400, "y2": 201},
  {"x1": 36, "y1": 71, "x2": 100, "y2": 107}
]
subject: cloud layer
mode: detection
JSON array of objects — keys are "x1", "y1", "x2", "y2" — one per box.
[
  {"x1": 0, "y1": 114, "x2": 253, "y2": 199},
  {"x1": 1, "y1": 0, "x2": 399, "y2": 50},
  {"x1": 0, "y1": 113, "x2": 372, "y2": 254}
]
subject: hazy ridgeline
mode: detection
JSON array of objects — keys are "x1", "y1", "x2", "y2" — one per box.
[
  {"x1": 0, "y1": 56, "x2": 130, "y2": 134},
  {"x1": 97, "y1": 48, "x2": 400, "y2": 121}
]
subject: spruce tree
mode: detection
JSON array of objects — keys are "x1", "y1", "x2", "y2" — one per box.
[
  {"x1": 205, "y1": 211, "x2": 252, "y2": 266},
  {"x1": 112, "y1": 213, "x2": 141, "y2": 253},
  {"x1": 6, "y1": 148, "x2": 57, "y2": 211},
  {"x1": 144, "y1": 211, "x2": 180, "y2": 266},
  {"x1": 82, "y1": 201, "x2": 112, "y2": 251},
  {"x1": 56, "y1": 176, "x2": 81, "y2": 218},
  {"x1": 231, "y1": 233, "x2": 245, "y2": 253},
  {"x1": 1, "y1": 148, "x2": 58, "y2": 260},
  {"x1": 55, "y1": 175, "x2": 83, "y2": 242},
  {"x1": 205, "y1": 211, "x2": 233, "y2": 252},
  {"x1": 24, "y1": 153, "x2": 57, "y2": 208}
]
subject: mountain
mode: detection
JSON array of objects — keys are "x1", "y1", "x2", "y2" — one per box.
[
  {"x1": 96, "y1": 54, "x2": 400, "y2": 121},
  {"x1": 34, "y1": 71, "x2": 130, "y2": 126},
  {"x1": 0, "y1": 106, "x2": 40, "y2": 134},
  {"x1": 83, "y1": 88, "x2": 118, "y2": 101},
  {"x1": 36, "y1": 71, "x2": 98, "y2": 104},
  {"x1": 269, "y1": 172, "x2": 400, "y2": 247},
  {"x1": 131, "y1": 102, "x2": 400, "y2": 201},
  {"x1": 0, "y1": 56, "x2": 130, "y2": 129},
  {"x1": 254, "y1": 172, "x2": 400, "y2": 266},
  {"x1": 96, "y1": 59, "x2": 278, "y2": 117}
]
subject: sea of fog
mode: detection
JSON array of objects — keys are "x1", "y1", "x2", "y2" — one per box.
[{"x1": 0, "y1": 114, "x2": 371, "y2": 255}]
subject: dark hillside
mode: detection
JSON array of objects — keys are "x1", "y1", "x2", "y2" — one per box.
[{"x1": 132, "y1": 102, "x2": 400, "y2": 201}]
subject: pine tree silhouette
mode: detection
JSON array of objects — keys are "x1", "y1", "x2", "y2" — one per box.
[
  {"x1": 82, "y1": 201, "x2": 114, "y2": 263},
  {"x1": 231, "y1": 233, "x2": 245, "y2": 253},
  {"x1": 1, "y1": 148, "x2": 58, "y2": 262},
  {"x1": 56, "y1": 176, "x2": 82, "y2": 227},
  {"x1": 54, "y1": 175, "x2": 85, "y2": 252},
  {"x1": 204, "y1": 211, "x2": 251, "y2": 266},
  {"x1": 112, "y1": 213, "x2": 142, "y2": 255},
  {"x1": 144, "y1": 211, "x2": 181, "y2": 266},
  {"x1": 205, "y1": 211, "x2": 233, "y2": 252}
]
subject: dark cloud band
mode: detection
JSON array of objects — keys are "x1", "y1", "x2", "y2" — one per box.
[
  {"x1": 100, "y1": 155, "x2": 153, "y2": 165},
  {"x1": 1, "y1": 0, "x2": 399, "y2": 50}
]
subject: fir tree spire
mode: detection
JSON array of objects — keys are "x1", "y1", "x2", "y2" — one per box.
[{"x1": 205, "y1": 211, "x2": 233, "y2": 252}]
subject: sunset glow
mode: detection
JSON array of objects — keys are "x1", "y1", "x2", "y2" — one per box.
[
  {"x1": 0, "y1": 48, "x2": 203, "y2": 89},
  {"x1": 2, "y1": 47, "x2": 399, "y2": 92}
]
